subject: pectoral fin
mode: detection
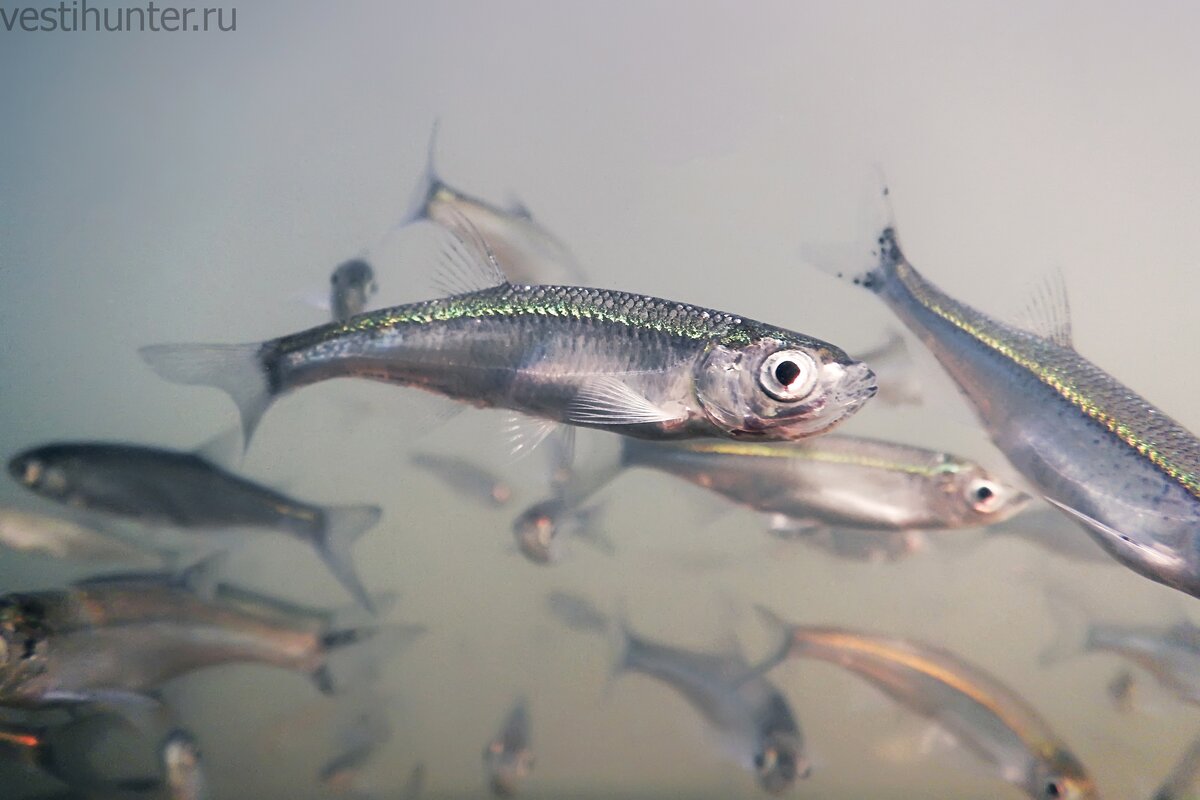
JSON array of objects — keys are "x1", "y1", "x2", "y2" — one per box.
[{"x1": 565, "y1": 377, "x2": 678, "y2": 426}]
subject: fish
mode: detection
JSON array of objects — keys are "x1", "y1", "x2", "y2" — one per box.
[
  {"x1": 613, "y1": 619, "x2": 809, "y2": 794},
  {"x1": 829, "y1": 212, "x2": 1200, "y2": 598},
  {"x1": 1041, "y1": 599, "x2": 1200, "y2": 707},
  {"x1": 318, "y1": 707, "x2": 392, "y2": 797},
  {"x1": 484, "y1": 697, "x2": 533, "y2": 796},
  {"x1": 762, "y1": 608, "x2": 1098, "y2": 799},
  {"x1": 1106, "y1": 669, "x2": 1137, "y2": 714},
  {"x1": 1153, "y1": 730, "x2": 1200, "y2": 800},
  {"x1": 621, "y1": 435, "x2": 1030, "y2": 536},
  {"x1": 544, "y1": 590, "x2": 610, "y2": 635},
  {"x1": 516, "y1": 434, "x2": 1028, "y2": 565},
  {"x1": 138, "y1": 223, "x2": 876, "y2": 453},
  {"x1": 161, "y1": 729, "x2": 208, "y2": 800},
  {"x1": 511, "y1": 498, "x2": 609, "y2": 565},
  {"x1": 7, "y1": 440, "x2": 380, "y2": 612},
  {"x1": 330, "y1": 259, "x2": 379, "y2": 323},
  {"x1": 0, "y1": 506, "x2": 168, "y2": 566},
  {"x1": 410, "y1": 452, "x2": 513, "y2": 507},
  {"x1": 404, "y1": 125, "x2": 587, "y2": 287},
  {"x1": 0, "y1": 562, "x2": 404, "y2": 709}
]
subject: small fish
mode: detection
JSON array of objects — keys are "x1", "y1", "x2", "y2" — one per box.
[
  {"x1": 622, "y1": 435, "x2": 1029, "y2": 537},
  {"x1": 830, "y1": 212, "x2": 1200, "y2": 599},
  {"x1": 330, "y1": 259, "x2": 379, "y2": 323},
  {"x1": 139, "y1": 222, "x2": 875, "y2": 452},
  {"x1": 614, "y1": 619, "x2": 809, "y2": 794},
  {"x1": 484, "y1": 697, "x2": 534, "y2": 796},
  {"x1": 0, "y1": 564, "x2": 402, "y2": 708},
  {"x1": 1153, "y1": 730, "x2": 1200, "y2": 800},
  {"x1": 318, "y1": 707, "x2": 392, "y2": 797},
  {"x1": 544, "y1": 590, "x2": 609, "y2": 635},
  {"x1": 511, "y1": 498, "x2": 608, "y2": 565},
  {"x1": 410, "y1": 452, "x2": 513, "y2": 507},
  {"x1": 1106, "y1": 669, "x2": 1137, "y2": 714},
  {"x1": 404, "y1": 125, "x2": 587, "y2": 287},
  {"x1": 1042, "y1": 599, "x2": 1200, "y2": 707},
  {"x1": 763, "y1": 608, "x2": 1098, "y2": 799},
  {"x1": 8, "y1": 440, "x2": 380, "y2": 612},
  {"x1": 162, "y1": 730, "x2": 208, "y2": 800},
  {"x1": 0, "y1": 506, "x2": 167, "y2": 566}
]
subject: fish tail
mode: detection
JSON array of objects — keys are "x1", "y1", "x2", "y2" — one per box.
[
  {"x1": 751, "y1": 604, "x2": 797, "y2": 671},
  {"x1": 315, "y1": 505, "x2": 382, "y2": 614},
  {"x1": 398, "y1": 118, "x2": 443, "y2": 228},
  {"x1": 1038, "y1": 587, "x2": 1091, "y2": 667},
  {"x1": 138, "y1": 342, "x2": 273, "y2": 448},
  {"x1": 603, "y1": 600, "x2": 638, "y2": 698},
  {"x1": 801, "y1": 173, "x2": 897, "y2": 293}
]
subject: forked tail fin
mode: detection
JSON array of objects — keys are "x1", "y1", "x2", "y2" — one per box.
[
  {"x1": 315, "y1": 505, "x2": 382, "y2": 614},
  {"x1": 138, "y1": 342, "x2": 273, "y2": 449}
]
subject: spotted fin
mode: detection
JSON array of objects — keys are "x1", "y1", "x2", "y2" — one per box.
[{"x1": 565, "y1": 377, "x2": 678, "y2": 426}]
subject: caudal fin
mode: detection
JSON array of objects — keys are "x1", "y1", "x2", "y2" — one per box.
[
  {"x1": 313, "y1": 621, "x2": 427, "y2": 695},
  {"x1": 315, "y1": 505, "x2": 382, "y2": 614},
  {"x1": 139, "y1": 342, "x2": 273, "y2": 448}
]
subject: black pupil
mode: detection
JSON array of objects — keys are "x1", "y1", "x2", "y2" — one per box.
[
  {"x1": 1046, "y1": 782, "x2": 1061, "y2": 798},
  {"x1": 774, "y1": 360, "x2": 802, "y2": 388},
  {"x1": 975, "y1": 485, "x2": 994, "y2": 502}
]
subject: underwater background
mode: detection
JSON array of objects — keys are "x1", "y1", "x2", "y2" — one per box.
[{"x1": 3, "y1": 2, "x2": 1200, "y2": 797}]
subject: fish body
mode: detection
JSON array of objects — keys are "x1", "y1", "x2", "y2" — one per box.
[
  {"x1": 623, "y1": 435, "x2": 1029, "y2": 534},
  {"x1": 162, "y1": 730, "x2": 208, "y2": 800},
  {"x1": 1080, "y1": 621, "x2": 1200, "y2": 706},
  {"x1": 330, "y1": 259, "x2": 378, "y2": 323},
  {"x1": 772, "y1": 616, "x2": 1096, "y2": 799},
  {"x1": 544, "y1": 591, "x2": 609, "y2": 635},
  {"x1": 617, "y1": 624, "x2": 808, "y2": 794},
  {"x1": 0, "y1": 573, "x2": 375, "y2": 708},
  {"x1": 406, "y1": 131, "x2": 586, "y2": 287},
  {"x1": 410, "y1": 453, "x2": 512, "y2": 507},
  {"x1": 849, "y1": 225, "x2": 1200, "y2": 597},
  {"x1": 484, "y1": 698, "x2": 533, "y2": 796},
  {"x1": 141, "y1": 267, "x2": 875, "y2": 451},
  {"x1": 0, "y1": 506, "x2": 164, "y2": 566},
  {"x1": 8, "y1": 442, "x2": 379, "y2": 611}
]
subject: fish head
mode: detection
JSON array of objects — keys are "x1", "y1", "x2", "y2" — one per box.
[
  {"x1": 163, "y1": 730, "x2": 206, "y2": 799},
  {"x1": 0, "y1": 594, "x2": 50, "y2": 692},
  {"x1": 753, "y1": 731, "x2": 810, "y2": 794},
  {"x1": 7, "y1": 447, "x2": 72, "y2": 501},
  {"x1": 513, "y1": 500, "x2": 561, "y2": 564},
  {"x1": 1028, "y1": 749, "x2": 1099, "y2": 800},
  {"x1": 932, "y1": 458, "x2": 1032, "y2": 527},
  {"x1": 484, "y1": 743, "x2": 533, "y2": 796},
  {"x1": 331, "y1": 259, "x2": 376, "y2": 293},
  {"x1": 696, "y1": 337, "x2": 876, "y2": 441}
]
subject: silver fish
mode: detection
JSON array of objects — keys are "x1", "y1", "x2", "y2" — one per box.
[
  {"x1": 614, "y1": 620, "x2": 809, "y2": 794},
  {"x1": 330, "y1": 259, "x2": 378, "y2": 323},
  {"x1": 0, "y1": 566, "x2": 395, "y2": 708},
  {"x1": 483, "y1": 697, "x2": 533, "y2": 796},
  {"x1": 410, "y1": 452, "x2": 513, "y2": 507},
  {"x1": 405, "y1": 126, "x2": 587, "y2": 287},
  {"x1": 139, "y1": 224, "x2": 875, "y2": 452},
  {"x1": 8, "y1": 441, "x2": 380, "y2": 612},
  {"x1": 0, "y1": 506, "x2": 167, "y2": 566},
  {"x1": 836, "y1": 216, "x2": 1200, "y2": 598},
  {"x1": 621, "y1": 435, "x2": 1030, "y2": 536},
  {"x1": 763, "y1": 608, "x2": 1098, "y2": 799},
  {"x1": 1153, "y1": 730, "x2": 1200, "y2": 800}
]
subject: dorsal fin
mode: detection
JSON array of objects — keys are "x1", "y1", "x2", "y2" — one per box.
[
  {"x1": 431, "y1": 206, "x2": 509, "y2": 295},
  {"x1": 1014, "y1": 269, "x2": 1073, "y2": 347}
]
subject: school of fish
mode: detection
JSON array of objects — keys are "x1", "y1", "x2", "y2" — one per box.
[{"x1": 4, "y1": 134, "x2": 1200, "y2": 799}]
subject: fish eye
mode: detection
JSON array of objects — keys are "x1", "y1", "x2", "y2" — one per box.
[
  {"x1": 20, "y1": 459, "x2": 43, "y2": 487},
  {"x1": 1045, "y1": 780, "x2": 1063, "y2": 798},
  {"x1": 966, "y1": 479, "x2": 1001, "y2": 513},
  {"x1": 759, "y1": 350, "x2": 818, "y2": 402}
]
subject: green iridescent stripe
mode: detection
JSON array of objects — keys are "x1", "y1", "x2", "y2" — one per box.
[
  {"x1": 895, "y1": 264, "x2": 1200, "y2": 500},
  {"x1": 338, "y1": 290, "x2": 756, "y2": 346},
  {"x1": 678, "y1": 441, "x2": 961, "y2": 477}
]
